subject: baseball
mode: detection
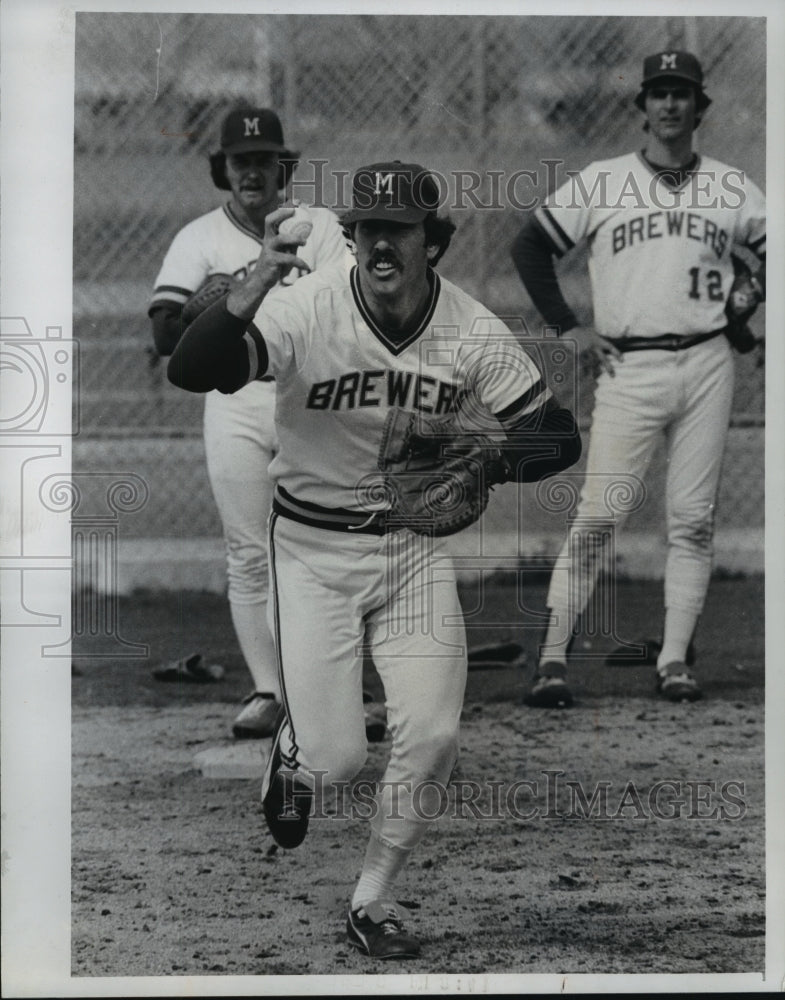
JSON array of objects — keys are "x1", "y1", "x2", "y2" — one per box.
[{"x1": 278, "y1": 206, "x2": 313, "y2": 244}]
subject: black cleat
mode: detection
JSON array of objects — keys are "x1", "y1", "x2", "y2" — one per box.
[
  {"x1": 656, "y1": 662, "x2": 703, "y2": 702},
  {"x1": 261, "y1": 722, "x2": 312, "y2": 849},
  {"x1": 523, "y1": 661, "x2": 573, "y2": 708},
  {"x1": 347, "y1": 901, "x2": 421, "y2": 959}
]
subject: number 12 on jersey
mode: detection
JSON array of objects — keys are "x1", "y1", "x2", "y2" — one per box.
[{"x1": 688, "y1": 267, "x2": 723, "y2": 301}]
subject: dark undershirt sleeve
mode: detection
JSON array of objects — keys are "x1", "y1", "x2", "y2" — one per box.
[
  {"x1": 498, "y1": 396, "x2": 582, "y2": 483},
  {"x1": 510, "y1": 217, "x2": 580, "y2": 334},
  {"x1": 149, "y1": 302, "x2": 187, "y2": 357},
  {"x1": 167, "y1": 296, "x2": 264, "y2": 394}
]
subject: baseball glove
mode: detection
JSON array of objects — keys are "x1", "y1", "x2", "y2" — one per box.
[
  {"x1": 181, "y1": 273, "x2": 237, "y2": 327},
  {"x1": 724, "y1": 255, "x2": 764, "y2": 354},
  {"x1": 377, "y1": 407, "x2": 511, "y2": 536}
]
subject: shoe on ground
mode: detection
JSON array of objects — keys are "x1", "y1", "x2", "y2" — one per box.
[
  {"x1": 232, "y1": 691, "x2": 282, "y2": 739},
  {"x1": 523, "y1": 661, "x2": 573, "y2": 708},
  {"x1": 261, "y1": 720, "x2": 312, "y2": 849},
  {"x1": 347, "y1": 900, "x2": 421, "y2": 959},
  {"x1": 656, "y1": 661, "x2": 703, "y2": 702},
  {"x1": 152, "y1": 652, "x2": 224, "y2": 683},
  {"x1": 363, "y1": 690, "x2": 388, "y2": 743}
]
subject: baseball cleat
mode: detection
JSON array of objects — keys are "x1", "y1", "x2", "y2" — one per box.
[
  {"x1": 523, "y1": 661, "x2": 573, "y2": 708},
  {"x1": 346, "y1": 900, "x2": 421, "y2": 959},
  {"x1": 152, "y1": 652, "x2": 224, "y2": 683},
  {"x1": 363, "y1": 690, "x2": 388, "y2": 743},
  {"x1": 232, "y1": 691, "x2": 282, "y2": 739},
  {"x1": 656, "y1": 662, "x2": 703, "y2": 702},
  {"x1": 261, "y1": 721, "x2": 312, "y2": 849}
]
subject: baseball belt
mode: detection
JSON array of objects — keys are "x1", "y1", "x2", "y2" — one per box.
[
  {"x1": 606, "y1": 328, "x2": 726, "y2": 353},
  {"x1": 273, "y1": 485, "x2": 395, "y2": 535}
]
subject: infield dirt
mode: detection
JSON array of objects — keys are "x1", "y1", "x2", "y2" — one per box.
[{"x1": 72, "y1": 577, "x2": 765, "y2": 979}]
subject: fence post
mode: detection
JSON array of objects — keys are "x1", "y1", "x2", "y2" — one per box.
[{"x1": 473, "y1": 18, "x2": 488, "y2": 299}]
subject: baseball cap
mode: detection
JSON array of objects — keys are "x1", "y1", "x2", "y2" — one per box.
[
  {"x1": 219, "y1": 107, "x2": 298, "y2": 157},
  {"x1": 341, "y1": 161, "x2": 442, "y2": 224},
  {"x1": 634, "y1": 50, "x2": 711, "y2": 110}
]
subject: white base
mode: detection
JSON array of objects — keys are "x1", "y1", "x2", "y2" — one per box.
[{"x1": 193, "y1": 741, "x2": 270, "y2": 779}]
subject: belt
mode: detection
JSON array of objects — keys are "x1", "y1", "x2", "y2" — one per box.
[
  {"x1": 273, "y1": 485, "x2": 396, "y2": 535},
  {"x1": 259, "y1": 374, "x2": 275, "y2": 383},
  {"x1": 607, "y1": 328, "x2": 726, "y2": 353}
]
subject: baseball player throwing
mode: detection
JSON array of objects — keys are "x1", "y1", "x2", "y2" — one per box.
[
  {"x1": 168, "y1": 161, "x2": 581, "y2": 958},
  {"x1": 511, "y1": 51, "x2": 766, "y2": 707},
  {"x1": 149, "y1": 107, "x2": 351, "y2": 737}
]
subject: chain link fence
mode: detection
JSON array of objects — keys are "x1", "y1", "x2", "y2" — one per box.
[{"x1": 73, "y1": 13, "x2": 766, "y2": 538}]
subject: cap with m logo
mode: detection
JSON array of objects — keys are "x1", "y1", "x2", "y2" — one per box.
[
  {"x1": 341, "y1": 161, "x2": 442, "y2": 224},
  {"x1": 634, "y1": 50, "x2": 711, "y2": 111},
  {"x1": 219, "y1": 107, "x2": 297, "y2": 156},
  {"x1": 640, "y1": 50, "x2": 705, "y2": 88}
]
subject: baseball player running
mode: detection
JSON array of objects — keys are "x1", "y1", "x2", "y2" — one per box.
[
  {"x1": 511, "y1": 51, "x2": 766, "y2": 707},
  {"x1": 149, "y1": 107, "x2": 363, "y2": 738},
  {"x1": 168, "y1": 161, "x2": 581, "y2": 958}
]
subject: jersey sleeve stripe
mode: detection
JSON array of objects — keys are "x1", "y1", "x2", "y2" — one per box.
[
  {"x1": 533, "y1": 207, "x2": 574, "y2": 257},
  {"x1": 243, "y1": 323, "x2": 268, "y2": 381},
  {"x1": 494, "y1": 379, "x2": 551, "y2": 420},
  {"x1": 746, "y1": 234, "x2": 766, "y2": 254},
  {"x1": 153, "y1": 284, "x2": 193, "y2": 298},
  {"x1": 150, "y1": 286, "x2": 192, "y2": 308}
]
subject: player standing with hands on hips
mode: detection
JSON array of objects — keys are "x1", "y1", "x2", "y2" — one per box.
[
  {"x1": 511, "y1": 51, "x2": 766, "y2": 708},
  {"x1": 148, "y1": 107, "x2": 371, "y2": 739},
  {"x1": 169, "y1": 161, "x2": 581, "y2": 958}
]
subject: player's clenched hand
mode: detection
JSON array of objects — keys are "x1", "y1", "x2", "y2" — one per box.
[
  {"x1": 226, "y1": 206, "x2": 312, "y2": 320},
  {"x1": 569, "y1": 325, "x2": 623, "y2": 378}
]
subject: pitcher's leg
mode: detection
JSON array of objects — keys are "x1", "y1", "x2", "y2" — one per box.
[
  {"x1": 266, "y1": 515, "x2": 369, "y2": 788},
  {"x1": 350, "y1": 536, "x2": 466, "y2": 911}
]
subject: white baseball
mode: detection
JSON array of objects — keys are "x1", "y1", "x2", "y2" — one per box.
[{"x1": 278, "y1": 206, "x2": 313, "y2": 244}]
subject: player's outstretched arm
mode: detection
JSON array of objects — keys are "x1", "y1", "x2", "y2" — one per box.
[
  {"x1": 168, "y1": 206, "x2": 311, "y2": 393},
  {"x1": 167, "y1": 297, "x2": 257, "y2": 393},
  {"x1": 498, "y1": 396, "x2": 582, "y2": 483},
  {"x1": 225, "y1": 206, "x2": 311, "y2": 320}
]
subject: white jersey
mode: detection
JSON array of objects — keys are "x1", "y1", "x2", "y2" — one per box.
[
  {"x1": 150, "y1": 202, "x2": 350, "y2": 310},
  {"x1": 535, "y1": 151, "x2": 766, "y2": 338},
  {"x1": 243, "y1": 264, "x2": 551, "y2": 509}
]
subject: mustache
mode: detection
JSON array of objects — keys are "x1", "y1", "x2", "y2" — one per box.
[{"x1": 367, "y1": 249, "x2": 401, "y2": 270}]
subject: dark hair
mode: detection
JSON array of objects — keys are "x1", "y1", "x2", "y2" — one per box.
[
  {"x1": 209, "y1": 150, "x2": 299, "y2": 192},
  {"x1": 341, "y1": 213, "x2": 457, "y2": 267}
]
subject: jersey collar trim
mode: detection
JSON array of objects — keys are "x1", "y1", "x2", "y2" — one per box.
[
  {"x1": 635, "y1": 150, "x2": 702, "y2": 193},
  {"x1": 350, "y1": 265, "x2": 441, "y2": 357},
  {"x1": 223, "y1": 203, "x2": 265, "y2": 244}
]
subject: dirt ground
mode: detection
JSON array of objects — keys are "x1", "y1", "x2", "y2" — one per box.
[{"x1": 71, "y1": 576, "x2": 766, "y2": 982}]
